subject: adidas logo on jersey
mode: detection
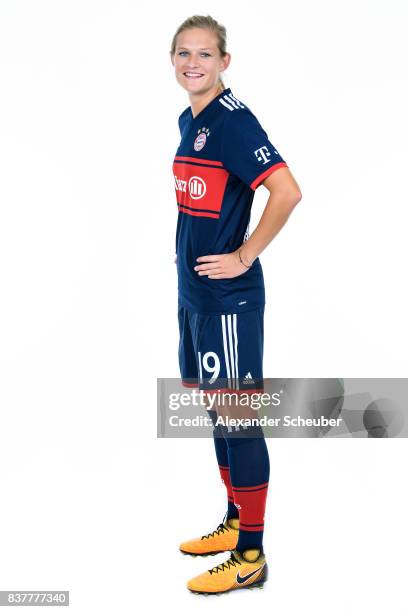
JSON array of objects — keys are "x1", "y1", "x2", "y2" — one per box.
[
  {"x1": 242, "y1": 372, "x2": 254, "y2": 384},
  {"x1": 218, "y1": 91, "x2": 246, "y2": 111}
]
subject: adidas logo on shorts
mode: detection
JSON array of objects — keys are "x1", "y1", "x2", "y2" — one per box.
[{"x1": 242, "y1": 372, "x2": 254, "y2": 384}]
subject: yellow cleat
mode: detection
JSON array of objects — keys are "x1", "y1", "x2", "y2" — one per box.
[
  {"x1": 179, "y1": 519, "x2": 239, "y2": 556},
  {"x1": 187, "y1": 548, "x2": 268, "y2": 594}
]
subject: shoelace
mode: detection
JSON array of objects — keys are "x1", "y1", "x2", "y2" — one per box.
[
  {"x1": 201, "y1": 522, "x2": 228, "y2": 540},
  {"x1": 208, "y1": 552, "x2": 242, "y2": 575}
]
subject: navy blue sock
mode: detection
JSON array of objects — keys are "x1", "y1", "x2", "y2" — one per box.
[
  {"x1": 222, "y1": 425, "x2": 270, "y2": 553},
  {"x1": 207, "y1": 410, "x2": 239, "y2": 521}
]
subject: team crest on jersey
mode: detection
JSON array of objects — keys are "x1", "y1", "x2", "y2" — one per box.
[{"x1": 194, "y1": 126, "x2": 210, "y2": 151}]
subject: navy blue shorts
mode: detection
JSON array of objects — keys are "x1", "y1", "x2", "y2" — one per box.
[{"x1": 178, "y1": 305, "x2": 264, "y2": 394}]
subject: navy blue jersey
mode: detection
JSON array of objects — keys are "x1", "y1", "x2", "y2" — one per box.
[{"x1": 173, "y1": 87, "x2": 288, "y2": 315}]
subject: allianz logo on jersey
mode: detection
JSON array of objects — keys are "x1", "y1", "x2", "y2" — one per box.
[{"x1": 174, "y1": 175, "x2": 207, "y2": 200}]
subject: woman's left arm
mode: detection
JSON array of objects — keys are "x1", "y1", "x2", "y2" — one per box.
[
  {"x1": 239, "y1": 166, "x2": 302, "y2": 267},
  {"x1": 195, "y1": 166, "x2": 302, "y2": 279}
]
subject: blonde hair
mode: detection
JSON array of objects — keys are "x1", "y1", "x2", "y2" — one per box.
[{"x1": 170, "y1": 15, "x2": 227, "y2": 90}]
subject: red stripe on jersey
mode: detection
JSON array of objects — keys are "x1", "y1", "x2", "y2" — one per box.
[
  {"x1": 174, "y1": 156, "x2": 224, "y2": 167},
  {"x1": 173, "y1": 161, "x2": 229, "y2": 216},
  {"x1": 250, "y1": 162, "x2": 288, "y2": 191}
]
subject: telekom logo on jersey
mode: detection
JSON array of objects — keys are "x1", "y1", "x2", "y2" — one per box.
[{"x1": 174, "y1": 175, "x2": 207, "y2": 200}]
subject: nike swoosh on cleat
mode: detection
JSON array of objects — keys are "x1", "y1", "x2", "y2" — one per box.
[{"x1": 236, "y1": 566, "x2": 262, "y2": 584}]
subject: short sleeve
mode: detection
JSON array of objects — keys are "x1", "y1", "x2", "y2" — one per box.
[{"x1": 221, "y1": 110, "x2": 288, "y2": 190}]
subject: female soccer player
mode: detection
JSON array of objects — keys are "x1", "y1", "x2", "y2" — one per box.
[{"x1": 170, "y1": 15, "x2": 302, "y2": 594}]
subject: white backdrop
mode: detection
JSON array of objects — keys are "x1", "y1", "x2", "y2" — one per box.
[{"x1": 0, "y1": 1, "x2": 407, "y2": 610}]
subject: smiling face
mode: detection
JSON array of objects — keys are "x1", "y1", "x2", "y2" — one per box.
[{"x1": 171, "y1": 27, "x2": 230, "y2": 95}]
